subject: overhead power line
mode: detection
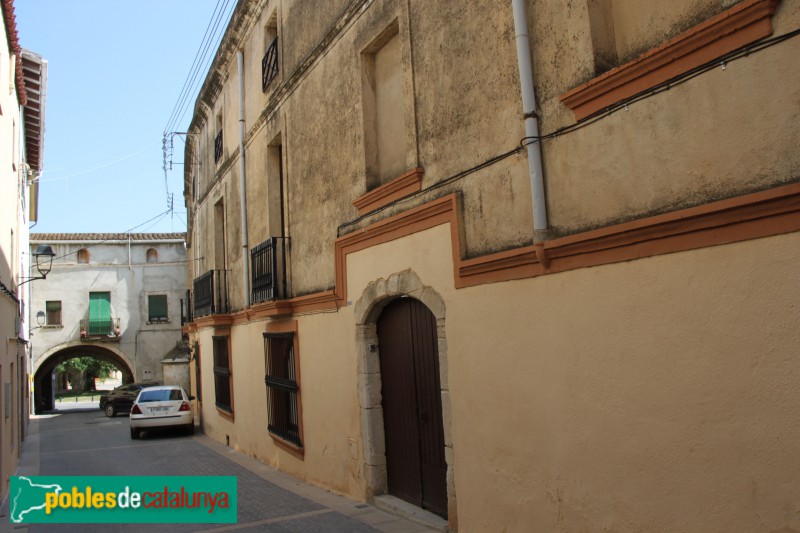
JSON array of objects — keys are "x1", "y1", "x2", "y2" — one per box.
[{"x1": 163, "y1": 0, "x2": 235, "y2": 135}]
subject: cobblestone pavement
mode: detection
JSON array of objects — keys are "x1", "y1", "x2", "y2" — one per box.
[{"x1": 1, "y1": 406, "x2": 440, "y2": 533}]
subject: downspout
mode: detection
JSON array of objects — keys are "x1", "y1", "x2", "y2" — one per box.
[
  {"x1": 237, "y1": 51, "x2": 250, "y2": 306},
  {"x1": 512, "y1": 0, "x2": 550, "y2": 268}
]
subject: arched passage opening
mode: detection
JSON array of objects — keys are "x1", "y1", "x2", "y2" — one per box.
[{"x1": 33, "y1": 344, "x2": 134, "y2": 414}]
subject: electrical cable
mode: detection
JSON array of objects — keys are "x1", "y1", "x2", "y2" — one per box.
[
  {"x1": 338, "y1": 26, "x2": 800, "y2": 236},
  {"x1": 49, "y1": 208, "x2": 173, "y2": 261},
  {"x1": 164, "y1": 0, "x2": 226, "y2": 133},
  {"x1": 164, "y1": 0, "x2": 235, "y2": 134}
]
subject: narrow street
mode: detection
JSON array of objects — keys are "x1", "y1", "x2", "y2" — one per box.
[{"x1": 3, "y1": 407, "x2": 438, "y2": 533}]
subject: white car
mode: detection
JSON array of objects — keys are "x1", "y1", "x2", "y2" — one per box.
[{"x1": 129, "y1": 385, "x2": 195, "y2": 439}]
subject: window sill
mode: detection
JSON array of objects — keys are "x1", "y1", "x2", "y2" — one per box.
[
  {"x1": 215, "y1": 406, "x2": 234, "y2": 422},
  {"x1": 559, "y1": 0, "x2": 779, "y2": 121},
  {"x1": 147, "y1": 321, "x2": 170, "y2": 326},
  {"x1": 42, "y1": 325, "x2": 63, "y2": 329},
  {"x1": 269, "y1": 432, "x2": 304, "y2": 459},
  {"x1": 353, "y1": 168, "x2": 424, "y2": 216}
]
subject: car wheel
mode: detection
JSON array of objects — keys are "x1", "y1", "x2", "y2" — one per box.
[
  {"x1": 185, "y1": 424, "x2": 195, "y2": 436},
  {"x1": 130, "y1": 428, "x2": 140, "y2": 439},
  {"x1": 104, "y1": 404, "x2": 116, "y2": 417}
]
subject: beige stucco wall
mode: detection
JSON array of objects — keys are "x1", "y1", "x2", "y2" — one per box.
[
  {"x1": 351, "y1": 223, "x2": 800, "y2": 531},
  {"x1": 197, "y1": 220, "x2": 800, "y2": 531},
  {"x1": 188, "y1": 0, "x2": 800, "y2": 302},
  {"x1": 0, "y1": 17, "x2": 23, "y2": 502},
  {"x1": 185, "y1": 1, "x2": 800, "y2": 529},
  {"x1": 196, "y1": 307, "x2": 366, "y2": 497}
]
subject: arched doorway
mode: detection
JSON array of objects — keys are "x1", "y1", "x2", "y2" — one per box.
[
  {"x1": 377, "y1": 297, "x2": 447, "y2": 518},
  {"x1": 33, "y1": 344, "x2": 134, "y2": 414}
]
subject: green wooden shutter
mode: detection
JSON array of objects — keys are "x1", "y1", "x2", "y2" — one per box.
[
  {"x1": 148, "y1": 295, "x2": 168, "y2": 322},
  {"x1": 88, "y1": 292, "x2": 111, "y2": 335}
]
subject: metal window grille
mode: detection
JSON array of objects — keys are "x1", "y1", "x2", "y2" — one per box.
[
  {"x1": 262, "y1": 37, "x2": 279, "y2": 92},
  {"x1": 250, "y1": 238, "x2": 278, "y2": 303},
  {"x1": 194, "y1": 341, "x2": 202, "y2": 402},
  {"x1": 213, "y1": 336, "x2": 232, "y2": 412},
  {"x1": 264, "y1": 332, "x2": 301, "y2": 447},
  {"x1": 214, "y1": 129, "x2": 223, "y2": 162},
  {"x1": 181, "y1": 289, "x2": 193, "y2": 326},
  {"x1": 193, "y1": 270, "x2": 228, "y2": 317}
]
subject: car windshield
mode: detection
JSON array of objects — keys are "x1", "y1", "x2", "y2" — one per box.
[{"x1": 138, "y1": 389, "x2": 183, "y2": 402}]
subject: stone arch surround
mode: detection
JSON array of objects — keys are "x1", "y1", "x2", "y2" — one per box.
[
  {"x1": 32, "y1": 342, "x2": 135, "y2": 413},
  {"x1": 354, "y1": 269, "x2": 457, "y2": 527}
]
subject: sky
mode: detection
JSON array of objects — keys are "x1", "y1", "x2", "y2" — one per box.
[{"x1": 14, "y1": 0, "x2": 234, "y2": 235}]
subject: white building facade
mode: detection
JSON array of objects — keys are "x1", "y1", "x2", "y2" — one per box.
[{"x1": 29, "y1": 233, "x2": 188, "y2": 413}]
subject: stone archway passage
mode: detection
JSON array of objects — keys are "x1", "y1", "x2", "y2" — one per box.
[
  {"x1": 378, "y1": 297, "x2": 447, "y2": 518},
  {"x1": 33, "y1": 345, "x2": 134, "y2": 414}
]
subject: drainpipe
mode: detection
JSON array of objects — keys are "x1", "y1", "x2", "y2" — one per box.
[
  {"x1": 512, "y1": 0, "x2": 550, "y2": 268},
  {"x1": 237, "y1": 51, "x2": 250, "y2": 306}
]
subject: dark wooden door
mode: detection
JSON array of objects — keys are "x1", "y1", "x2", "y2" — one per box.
[{"x1": 378, "y1": 298, "x2": 447, "y2": 518}]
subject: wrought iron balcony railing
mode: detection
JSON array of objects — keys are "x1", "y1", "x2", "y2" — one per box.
[
  {"x1": 193, "y1": 269, "x2": 229, "y2": 318},
  {"x1": 250, "y1": 237, "x2": 286, "y2": 304},
  {"x1": 180, "y1": 289, "x2": 193, "y2": 326},
  {"x1": 214, "y1": 129, "x2": 223, "y2": 163},
  {"x1": 262, "y1": 37, "x2": 279, "y2": 92},
  {"x1": 80, "y1": 317, "x2": 121, "y2": 341}
]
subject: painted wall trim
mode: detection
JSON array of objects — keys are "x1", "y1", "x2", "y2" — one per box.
[
  {"x1": 192, "y1": 181, "x2": 800, "y2": 325},
  {"x1": 352, "y1": 167, "x2": 424, "y2": 216},
  {"x1": 560, "y1": 0, "x2": 779, "y2": 121}
]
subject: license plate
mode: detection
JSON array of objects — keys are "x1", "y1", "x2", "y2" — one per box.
[{"x1": 151, "y1": 407, "x2": 169, "y2": 413}]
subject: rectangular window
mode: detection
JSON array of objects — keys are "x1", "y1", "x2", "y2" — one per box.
[
  {"x1": 213, "y1": 336, "x2": 232, "y2": 413},
  {"x1": 45, "y1": 301, "x2": 62, "y2": 326},
  {"x1": 88, "y1": 292, "x2": 112, "y2": 335},
  {"x1": 264, "y1": 331, "x2": 301, "y2": 447},
  {"x1": 147, "y1": 294, "x2": 168, "y2": 323},
  {"x1": 362, "y1": 23, "x2": 407, "y2": 188}
]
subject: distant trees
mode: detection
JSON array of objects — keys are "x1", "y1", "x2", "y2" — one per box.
[{"x1": 56, "y1": 357, "x2": 118, "y2": 391}]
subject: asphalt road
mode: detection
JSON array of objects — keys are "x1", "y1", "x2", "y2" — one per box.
[{"x1": 2, "y1": 405, "x2": 438, "y2": 533}]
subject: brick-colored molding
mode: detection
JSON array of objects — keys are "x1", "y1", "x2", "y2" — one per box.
[
  {"x1": 201, "y1": 181, "x2": 800, "y2": 323},
  {"x1": 560, "y1": 0, "x2": 779, "y2": 121},
  {"x1": 352, "y1": 168, "x2": 424, "y2": 216}
]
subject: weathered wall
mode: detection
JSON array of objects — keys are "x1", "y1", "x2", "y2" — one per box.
[
  {"x1": 30, "y1": 238, "x2": 188, "y2": 384},
  {"x1": 0, "y1": 14, "x2": 23, "y2": 502},
  {"x1": 183, "y1": 1, "x2": 800, "y2": 529},
  {"x1": 347, "y1": 224, "x2": 800, "y2": 531}
]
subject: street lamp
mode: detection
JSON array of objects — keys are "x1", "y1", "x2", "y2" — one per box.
[
  {"x1": 30, "y1": 310, "x2": 46, "y2": 334},
  {"x1": 19, "y1": 244, "x2": 56, "y2": 285}
]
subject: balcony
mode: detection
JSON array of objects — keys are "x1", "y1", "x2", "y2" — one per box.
[
  {"x1": 80, "y1": 318, "x2": 121, "y2": 342},
  {"x1": 180, "y1": 289, "x2": 193, "y2": 326},
  {"x1": 214, "y1": 129, "x2": 223, "y2": 163},
  {"x1": 193, "y1": 269, "x2": 229, "y2": 318},
  {"x1": 250, "y1": 237, "x2": 286, "y2": 304},
  {"x1": 262, "y1": 37, "x2": 279, "y2": 92}
]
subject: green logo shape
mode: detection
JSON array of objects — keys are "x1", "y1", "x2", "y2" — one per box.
[{"x1": 10, "y1": 476, "x2": 237, "y2": 524}]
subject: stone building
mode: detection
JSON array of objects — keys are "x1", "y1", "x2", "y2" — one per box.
[
  {"x1": 29, "y1": 234, "x2": 189, "y2": 413},
  {"x1": 0, "y1": 0, "x2": 46, "y2": 504},
  {"x1": 182, "y1": 0, "x2": 800, "y2": 530}
]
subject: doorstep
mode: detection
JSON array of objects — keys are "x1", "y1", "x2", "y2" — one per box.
[{"x1": 374, "y1": 494, "x2": 449, "y2": 532}]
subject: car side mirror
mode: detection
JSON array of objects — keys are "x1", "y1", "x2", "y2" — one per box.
[{"x1": 188, "y1": 395, "x2": 196, "y2": 401}]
